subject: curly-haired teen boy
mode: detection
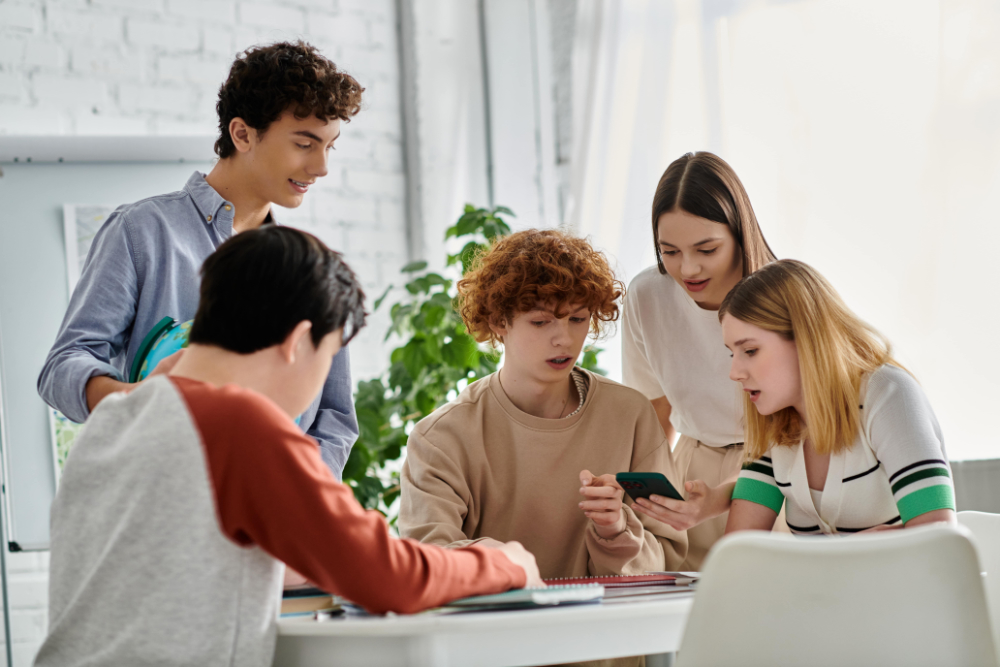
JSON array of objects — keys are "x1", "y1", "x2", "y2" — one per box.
[
  {"x1": 34, "y1": 227, "x2": 540, "y2": 667},
  {"x1": 399, "y1": 230, "x2": 688, "y2": 600},
  {"x1": 38, "y1": 41, "x2": 362, "y2": 477}
]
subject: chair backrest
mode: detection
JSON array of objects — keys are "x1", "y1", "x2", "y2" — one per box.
[
  {"x1": 959, "y1": 511, "x2": 1000, "y2": 648},
  {"x1": 677, "y1": 525, "x2": 998, "y2": 667}
]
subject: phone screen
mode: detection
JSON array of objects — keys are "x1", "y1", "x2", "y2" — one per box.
[{"x1": 615, "y1": 472, "x2": 683, "y2": 502}]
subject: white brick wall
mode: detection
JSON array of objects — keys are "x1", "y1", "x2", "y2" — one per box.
[
  {"x1": 1, "y1": 552, "x2": 50, "y2": 667},
  {"x1": 0, "y1": 1, "x2": 407, "y2": 664}
]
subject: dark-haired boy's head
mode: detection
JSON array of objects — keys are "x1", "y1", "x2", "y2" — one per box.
[
  {"x1": 213, "y1": 42, "x2": 364, "y2": 210},
  {"x1": 215, "y1": 41, "x2": 363, "y2": 159},
  {"x1": 189, "y1": 226, "x2": 367, "y2": 354}
]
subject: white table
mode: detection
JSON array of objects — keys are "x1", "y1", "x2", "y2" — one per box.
[{"x1": 274, "y1": 594, "x2": 693, "y2": 667}]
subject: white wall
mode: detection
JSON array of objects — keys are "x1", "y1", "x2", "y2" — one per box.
[
  {"x1": 565, "y1": 0, "x2": 1000, "y2": 462},
  {"x1": 0, "y1": 1, "x2": 406, "y2": 663},
  {"x1": 399, "y1": 0, "x2": 567, "y2": 268},
  {"x1": 400, "y1": 0, "x2": 492, "y2": 266}
]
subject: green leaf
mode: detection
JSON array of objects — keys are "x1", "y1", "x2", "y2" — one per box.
[
  {"x1": 373, "y1": 285, "x2": 393, "y2": 311},
  {"x1": 442, "y1": 335, "x2": 478, "y2": 369},
  {"x1": 401, "y1": 260, "x2": 428, "y2": 273},
  {"x1": 422, "y1": 333, "x2": 443, "y2": 363},
  {"x1": 352, "y1": 475, "x2": 385, "y2": 510},
  {"x1": 493, "y1": 205, "x2": 515, "y2": 217},
  {"x1": 413, "y1": 389, "x2": 436, "y2": 416},
  {"x1": 342, "y1": 443, "x2": 372, "y2": 482},
  {"x1": 577, "y1": 345, "x2": 608, "y2": 376},
  {"x1": 420, "y1": 302, "x2": 447, "y2": 329},
  {"x1": 429, "y1": 291, "x2": 453, "y2": 308},
  {"x1": 387, "y1": 360, "x2": 412, "y2": 392},
  {"x1": 400, "y1": 339, "x2": 428, "y2": 378},
  {"x1": 423, "y1": 273, "x2": 450, "y2": 287}
]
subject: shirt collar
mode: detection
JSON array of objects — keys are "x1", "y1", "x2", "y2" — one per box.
[
  {"x1": 184, "y1": 171, "x2": 276, "y2": 227},
  {"x1": 184, "y1": 171, "x2": 227, "y2": 224}
]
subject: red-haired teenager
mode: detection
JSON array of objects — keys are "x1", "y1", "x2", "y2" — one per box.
[{"x1": 399, "y1": 230, "x2": 688, "y2": 601}]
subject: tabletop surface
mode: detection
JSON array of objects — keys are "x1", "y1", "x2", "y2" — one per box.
[{"x1": 277, "y1": 593, "x2": 695, "y2": 637}]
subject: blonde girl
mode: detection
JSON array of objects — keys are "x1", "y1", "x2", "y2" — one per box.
[
  {"x1": 719, "y1": 260, "x2": 955, "y2": 534},
  {"x1": 623, "y1": 152, "x2": 777, "y2": 568}
]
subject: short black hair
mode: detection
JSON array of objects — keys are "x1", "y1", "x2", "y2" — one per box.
[
  {"x1": 189, "y1": 226, "x2": 367, "y2": 353},
  {"x1": 215, "y1": 41, "x2": 364, "y2": 159}
]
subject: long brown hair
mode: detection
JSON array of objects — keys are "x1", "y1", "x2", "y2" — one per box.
[
  {"x1": 651, "y1": 152, "x2": 775, "y2": 276},
  {"x1": 719, "y1": 260, "x2": 902, "y2": 460}
]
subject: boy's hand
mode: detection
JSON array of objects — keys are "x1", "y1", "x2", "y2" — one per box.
[
  {"x1": 495, "y1": 541, "x2": 545, "y2": 588},
  {"x1": 283, "y1": 566, "x2": 311, "y2": 588},
  {"x1": 578, "y1": 470, "x2": 626, "y2": 539}
]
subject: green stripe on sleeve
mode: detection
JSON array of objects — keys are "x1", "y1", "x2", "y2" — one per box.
[
  {"x1": 897, "y1": 484, "x2": 955, "y2": 524},
  {"x1": 891, "y1": 467, "x2": 950, "y2": 495},
  {"x1": 732, "y1": 478, "x2": 784, "y2": 514},
  {"x1": 741, "y1": 462, "x2": 774, "y2": 477}
]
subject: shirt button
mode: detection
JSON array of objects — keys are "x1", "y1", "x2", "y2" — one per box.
[
  {"x1": 224, "y1": 205, "x2": 232, "y2": 211},
  {"x1": 206, "y1": 215, "x2": 212, "y2": 222}
]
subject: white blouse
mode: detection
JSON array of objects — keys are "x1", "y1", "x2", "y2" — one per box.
[{"x1": 621, "y1": 266, "x2": 743, "y2": 447}]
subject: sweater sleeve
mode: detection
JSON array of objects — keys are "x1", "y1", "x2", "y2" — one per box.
[
  {"x1": 621, "y1": 285, "x2": 666, "y2": 400},
  {"x1": 864, "y1": 367, "x2": 955, "y2": 524},
  {"x1": 584, "y1": 405, "x2": 688, "y2": 573},
  {"x1": 733, "y1": 453, "x2": 784, "y2": 514},
  {"x1": 173, "y1": 379, "x2": 525, "y2": 614},
  {"x1": 398, "y1": 427, "x2": 479, "y2": 547}
]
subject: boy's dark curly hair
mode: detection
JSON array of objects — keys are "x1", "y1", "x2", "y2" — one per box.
[
  {"x1": 457, "y1": 229, "x2": 624, "y2": 346},
  {"x1": 215, "y1": 41, "x2": 364, "y2": 158}
]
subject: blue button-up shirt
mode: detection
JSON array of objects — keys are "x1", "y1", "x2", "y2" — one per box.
[{"x1": 37, "y1": 172, "x2": 358, "y2": 478}]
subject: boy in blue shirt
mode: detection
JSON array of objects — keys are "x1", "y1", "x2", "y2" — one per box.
[{"x1": 38, "y1": 41, "x2": 364, "y2": 477}]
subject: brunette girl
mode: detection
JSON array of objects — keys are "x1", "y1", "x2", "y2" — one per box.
[{"x1": 623, "y1": 152, "x2": 777, "y2": 568}]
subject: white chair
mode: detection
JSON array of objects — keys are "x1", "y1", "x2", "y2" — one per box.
[
  {"x1": 959, "y1": 511, "x2": 1000, "y2": 648},
  {"x1": 676, "y1": 525, "x2": 998, "y2": 667}
]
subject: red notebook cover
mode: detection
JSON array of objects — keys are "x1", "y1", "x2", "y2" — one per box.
[{"x1": 542, "y1": 573, "x2": 679, "y2": 588}]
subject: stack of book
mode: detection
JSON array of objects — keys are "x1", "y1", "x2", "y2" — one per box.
[{"x1": 281, "y1": 584, "x2": 341, "y2": 619}]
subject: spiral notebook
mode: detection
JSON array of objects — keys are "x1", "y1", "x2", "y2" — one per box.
[{"x1": 542, "y1": 572, "x2": 698, "y2": 588}]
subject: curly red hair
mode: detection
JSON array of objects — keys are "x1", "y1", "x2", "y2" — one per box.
[{"x1": 457, "y1": 229, "x2": 624, "y2": 345}]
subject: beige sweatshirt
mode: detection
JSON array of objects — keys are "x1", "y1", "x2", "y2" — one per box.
[{"x1": 399, "y1": 369, "x2": 688, "y2": 579}]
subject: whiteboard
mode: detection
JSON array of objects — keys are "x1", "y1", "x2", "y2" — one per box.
[{"x1": 0, "y1": 136, "x2": 215, "y2": 550}]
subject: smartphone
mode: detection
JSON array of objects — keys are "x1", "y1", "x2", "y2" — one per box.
[{"x1": 615, "y1": 472, "x2": 684, "y2": 502}]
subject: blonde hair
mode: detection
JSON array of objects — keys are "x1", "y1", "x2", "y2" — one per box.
[{"x1": 718, "y1": 260, "x2": 903, "y2": 460}]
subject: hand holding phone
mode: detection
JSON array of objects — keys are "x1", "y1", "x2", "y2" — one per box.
[
  {"x1": 625, "y1": 475, "x2": 731, "y2": 532},
  {"x1": 578, "y1": 470, "x2": 626, "y2": 538},
  {"x1": 615, "y1": 472, "x2": 684, "y2": 503}
]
